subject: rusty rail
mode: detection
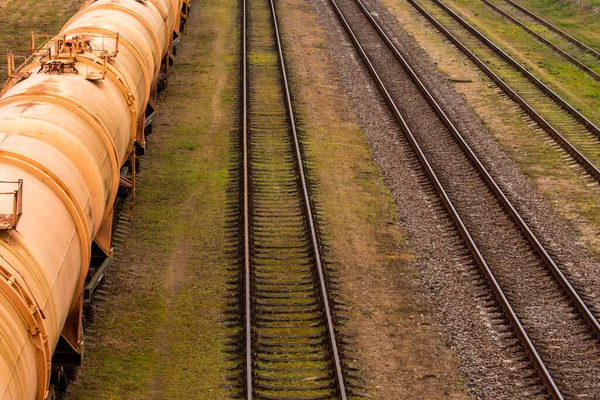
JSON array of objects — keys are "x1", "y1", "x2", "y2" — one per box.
[
  {"x1": 268, "y1": 1, "x2": 348, "y2": 397},
  {"x1": 500, "y1": 0, "x2": 600, "y2": 60},
  {"x1": 241, "y1": 0, "x2": 251, "y2": 396},
  {"x1": 427, "y1": 0, "x2": 600, "y2": 138}
]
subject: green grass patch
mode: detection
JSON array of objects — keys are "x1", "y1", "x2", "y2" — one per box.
[{"x1": 0, "y1": 0, "x2": 81, "y2": 82}]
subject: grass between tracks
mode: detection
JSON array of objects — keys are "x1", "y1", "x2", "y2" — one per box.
[
  {"x1": 277, "y1": 1, "x2": 469, "y2": 399},
  {"x1": 384, "y1": 1, "x2": 600, "y2": 257},
  {"x1": 0, "y1": 0, "x2": 81, "y2": 82},
  {"x1": 65, "y1": 1, "x2": 237, "y2": 398}
]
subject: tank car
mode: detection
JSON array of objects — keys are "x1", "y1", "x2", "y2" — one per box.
[{"x1": 0, "y1": 1, "x2": 190, "y2": 398}]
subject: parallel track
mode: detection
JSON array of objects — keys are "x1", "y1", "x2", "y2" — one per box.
[
  {"x1": 328, "y1": 0, "x2": 600, "y2": 397},
  {"x1": 408, "y1": 0, "x2": 600, "y2": 185},
  {"x1": 241, "y1": 0, "x2": 347, "y2": 397},
  {"x1": 498, "y1": 0, "x2": 600, "y2": 60},
  {"x1": 480, "y1": 0, "x2": 600, "y2": 81}
]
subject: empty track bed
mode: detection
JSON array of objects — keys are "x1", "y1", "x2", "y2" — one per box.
[
  {"x1": 329, "y1": 0, "x2": 600, "y2": 397},
  {"x1": 408, "y1": 0, "x2": 600, "y2": 185},
  {"x1": 238, "y1": 0, "x2": 347, "y2": 397}
]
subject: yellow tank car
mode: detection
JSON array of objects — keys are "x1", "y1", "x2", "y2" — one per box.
[{"x1": 0, "y1": 1, "x2": 190, "y2": 399}]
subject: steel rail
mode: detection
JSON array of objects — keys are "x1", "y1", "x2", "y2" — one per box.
[
  {"x1": 242, "y1": 0, "x2": 347, "y2": 397},
  {"x1": 500, "y1": 0, "x2": 600, "y2": 60},
  {"x1": 330, "y1": 0, "x2": 600, "y2": 396},
  {"x1": 407, "y1": 0, "x2": 600, "y2": 185},
  {"x1": 480, "y1": 0, "x2": 600, "y2": 81},
  {"x1": 242, "y1": 0, "x2": 252, "y2": 396},
  {"x1": 268, "y1": 0, "x2": 348, "y2": 397},
  {"x1": 427, "y1": 0, "x2": 600, "y2": 138}
]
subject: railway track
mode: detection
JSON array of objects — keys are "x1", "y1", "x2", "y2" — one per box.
[
  {"x1": 480, "y1": 0, "x2": 600, "y2": 81},
  {"x1": 407, "y1": 0, "x2": 600, "y2": 186},
  {"x1": 328, "y1": 0, "x2": 600, "y2": 397},
  {"x1": 496, "y1": 0, "x2": 600, "y2": 59},
  {"x1": 232, "y1": 0, "x2": 350, "y2": 397}
]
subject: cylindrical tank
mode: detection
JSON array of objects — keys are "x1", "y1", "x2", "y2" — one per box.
[{"x1": 0, "y1": 0, "x2": 186, "y2": 398}]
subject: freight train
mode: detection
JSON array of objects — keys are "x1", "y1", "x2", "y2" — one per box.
[{"x1": 0, "y1": 0, "x2": 190, "y2": 398}]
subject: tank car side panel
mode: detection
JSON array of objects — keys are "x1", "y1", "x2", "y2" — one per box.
[
  {"x1": 0, "y1": 158, "x2": 85, "y2": 400},
  {"x1": 0, "y1": 103, "x2": 111, "y2": 232},
  {"x1": 0, "y1": 290, "x2": 38, "y2": 400}
]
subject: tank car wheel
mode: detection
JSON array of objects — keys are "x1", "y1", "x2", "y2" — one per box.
[
  {"x1": 66, "y1": 366, "x2": 80, "y2": 383},
  {"x1": 157, "y1": 79, "x2": 166, "y2": 93},
  {"x1": 50, "y1": 367, "x2": 68, "y2": 393},
  {"x1": 83, "y1": 302, "x2": 96, "y2": 325},
  {"x1": 144, "y1": 123, "x2": 153, "y2": 137}
]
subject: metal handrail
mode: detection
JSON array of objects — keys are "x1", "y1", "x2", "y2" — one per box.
[{"x1": 0, "y1": 180, "x2": 23, "y2": 229}]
